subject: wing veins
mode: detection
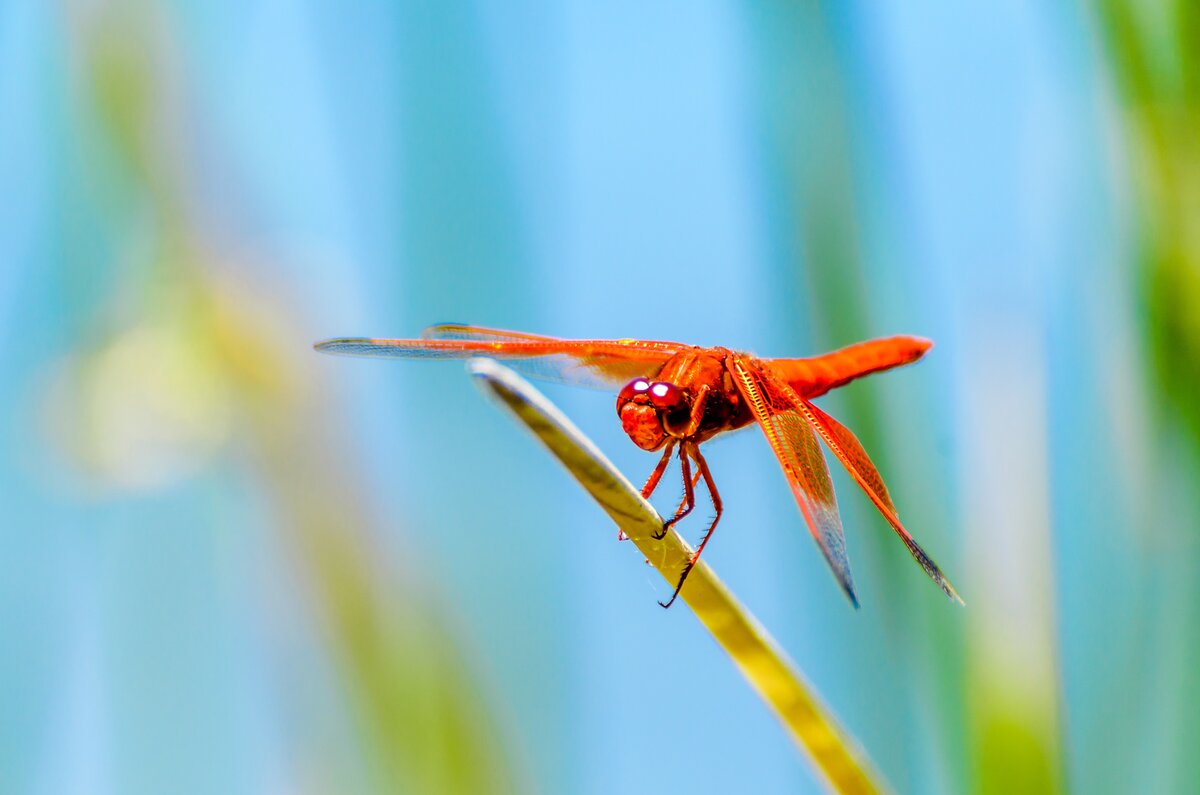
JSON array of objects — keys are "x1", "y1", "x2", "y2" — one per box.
[
  {"x1": 730, "y1": 356, "x2": 858, "y2": 606},
  {"x1": 801, "y1": 399, "x2": 963, "y2": 604},
  {"x1": 315, "y1": 331, "x2": 683, "y2": 390}
]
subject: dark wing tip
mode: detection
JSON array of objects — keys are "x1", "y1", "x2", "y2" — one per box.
[
  {"x1": 902, "y1": 535, "x2": 964, "y2": 605},
  {"x1": 313, "y1": 338, "x2": 369, "y2": 355},
  {"x1": 816, "y1": 539, "x2": 859, "y2": 609},
  {"x1": 421, "y1": 323, "x2": 469, "y2": 339}
]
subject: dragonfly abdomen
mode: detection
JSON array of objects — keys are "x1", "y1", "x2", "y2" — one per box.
[{"x1": 771, "y1": 336, "x2": 932, "y2": 399}]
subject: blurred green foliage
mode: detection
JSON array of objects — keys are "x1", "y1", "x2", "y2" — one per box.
[
  {"x1": 1096, "y1": 3, "x2": 1200, "y2": 791},
  {"x1": 12, "y1": 0, "x2": 1198, "y2": 791},
  {"x1": 63, "y1": 2, "x2": 521, "y2": 792},
  {"x1": 750, "y1": 3, "x2": 1065, "y2": 793},
  {"x1": 1098, "y1": 0, "x2": 1200, "y2": 452}
]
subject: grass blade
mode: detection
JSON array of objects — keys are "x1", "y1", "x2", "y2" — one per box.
[{"x1": 468, "y1": 358, "x2": 890, "y2": 795}]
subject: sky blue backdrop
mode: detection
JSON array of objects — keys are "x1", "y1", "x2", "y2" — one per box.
[{"x1": 2, "y1": 2, "x2": 1180, "y2": 794}]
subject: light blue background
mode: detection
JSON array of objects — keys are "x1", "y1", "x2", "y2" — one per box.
[{"x1": 1, "y1": 2, "x2": 1188, "y2": 793}]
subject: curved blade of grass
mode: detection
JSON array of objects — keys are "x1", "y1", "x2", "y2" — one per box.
[{"x1": 468, "y1": 358, "x2": 890, "y2": 795}]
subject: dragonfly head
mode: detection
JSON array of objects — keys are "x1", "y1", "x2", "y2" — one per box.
[{"x1": 616, "y1": 377, "x2": 688, "y2": 450}]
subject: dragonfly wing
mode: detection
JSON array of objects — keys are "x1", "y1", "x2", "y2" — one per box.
[
  {"x1": 315, "y1": 332, "x2": 683, "y2": 390},
  {"x1": 421, "y1": 324, "x2": 691, "y2": 355},
  {"x1": 420, "y1": 324, "x2": 565, "y2": 343},
  {"x1": 803, "y1": 400, "x2": 962, "y2": 604},
  {"x1": 729, "y1": 355, "x2": 858, "y2": 606}
]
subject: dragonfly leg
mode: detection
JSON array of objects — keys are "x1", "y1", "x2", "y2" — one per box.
[
  {"x1": 640, "y1": 441, "x2": 676, "y2": 499},
  {"x1": 652, "y1": 456, "x2": 703, "y2": 541},
  {"x1": 623, "y1": 441, "x2": 675, "y2": 540},
  {"x1": 654, "y1": 445, "x2": 695, "y2": 540},
  {"x1": 675, "y1": 469, "x2": 703, "y2": 513},
  {"x1": 659, "y1": 445, "x2": 723, "y2": 609}
]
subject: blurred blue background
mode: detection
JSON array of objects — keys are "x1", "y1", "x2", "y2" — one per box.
[{"x1": 3, "y1": 1, "x2": 1197, "y2": 793}]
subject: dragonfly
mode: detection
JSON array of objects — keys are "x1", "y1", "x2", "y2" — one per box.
[{"x1": 315, "y1": 324, "x2": 961, "y2": 609}]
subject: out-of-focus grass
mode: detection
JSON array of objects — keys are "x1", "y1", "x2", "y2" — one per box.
[
  {"x1": 471, "y1": 359, "x2": 889, "y2": 795},
  {"x1": 1097, "y1": 0, "x2": 1200, "y2": 448},
  {"x1": 1095, "y1": 2, "x2": 1200, "y2": 788},
  {"x1": 214, "y1": 282, "x2": 519, "y2": 794},
  {"x1": 56, "y1": 2, "x2": 522, "y2": 791},
  {"x1": 747, "y1": 4, "x2": 1063, "y2": 793}
]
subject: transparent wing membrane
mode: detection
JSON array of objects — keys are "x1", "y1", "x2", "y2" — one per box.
[
  {"x1": 421, "y1": 324, "x2": 564, "y2": 343},
  {"x1": 802, "y1": 400, "x2": 962, "y2": 604},
  {"x1": 422, "y1": 324, "x2": 689, "y2": 356},
  {"x1": 730, "y1": 356, "x2": 858, "y2": 606},
  {"x1": 316, "y1": 328, "x2": 684, "y2": 390}
]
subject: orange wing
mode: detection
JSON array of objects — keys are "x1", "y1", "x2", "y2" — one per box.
[
  {"x1": 315, "y1": 324, "x2": 685, "y2": 390},
  {"x1": 802, "y1": 401, "x2": 962, "y2": 603},
  {"x1": 766, "y1": 335, "x2": 932, "y2": 399},
  {"x1": 729, "y1": 355, "x2": 858, "y2": 606}
]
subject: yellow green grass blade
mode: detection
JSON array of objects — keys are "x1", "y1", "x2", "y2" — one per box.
[{"x1": 468, "y1": 358, "x2": 890, "y2": 795}]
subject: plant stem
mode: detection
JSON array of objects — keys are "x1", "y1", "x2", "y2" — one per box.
[{"x1": 470, "y1": 358, "x2": 889, "y2": 795}]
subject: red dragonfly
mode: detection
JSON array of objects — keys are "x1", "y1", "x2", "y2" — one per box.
[{"x1": 315, "y1": 324, "x2": 961, "y2": 609}]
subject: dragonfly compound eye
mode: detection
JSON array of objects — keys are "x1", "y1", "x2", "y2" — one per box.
[
  {"x1": 648, "y1": 381, "x2": 685, "y2": 410},
  {"x1": 616, "y1": 377, "x2": 652, "y2": 409}
]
